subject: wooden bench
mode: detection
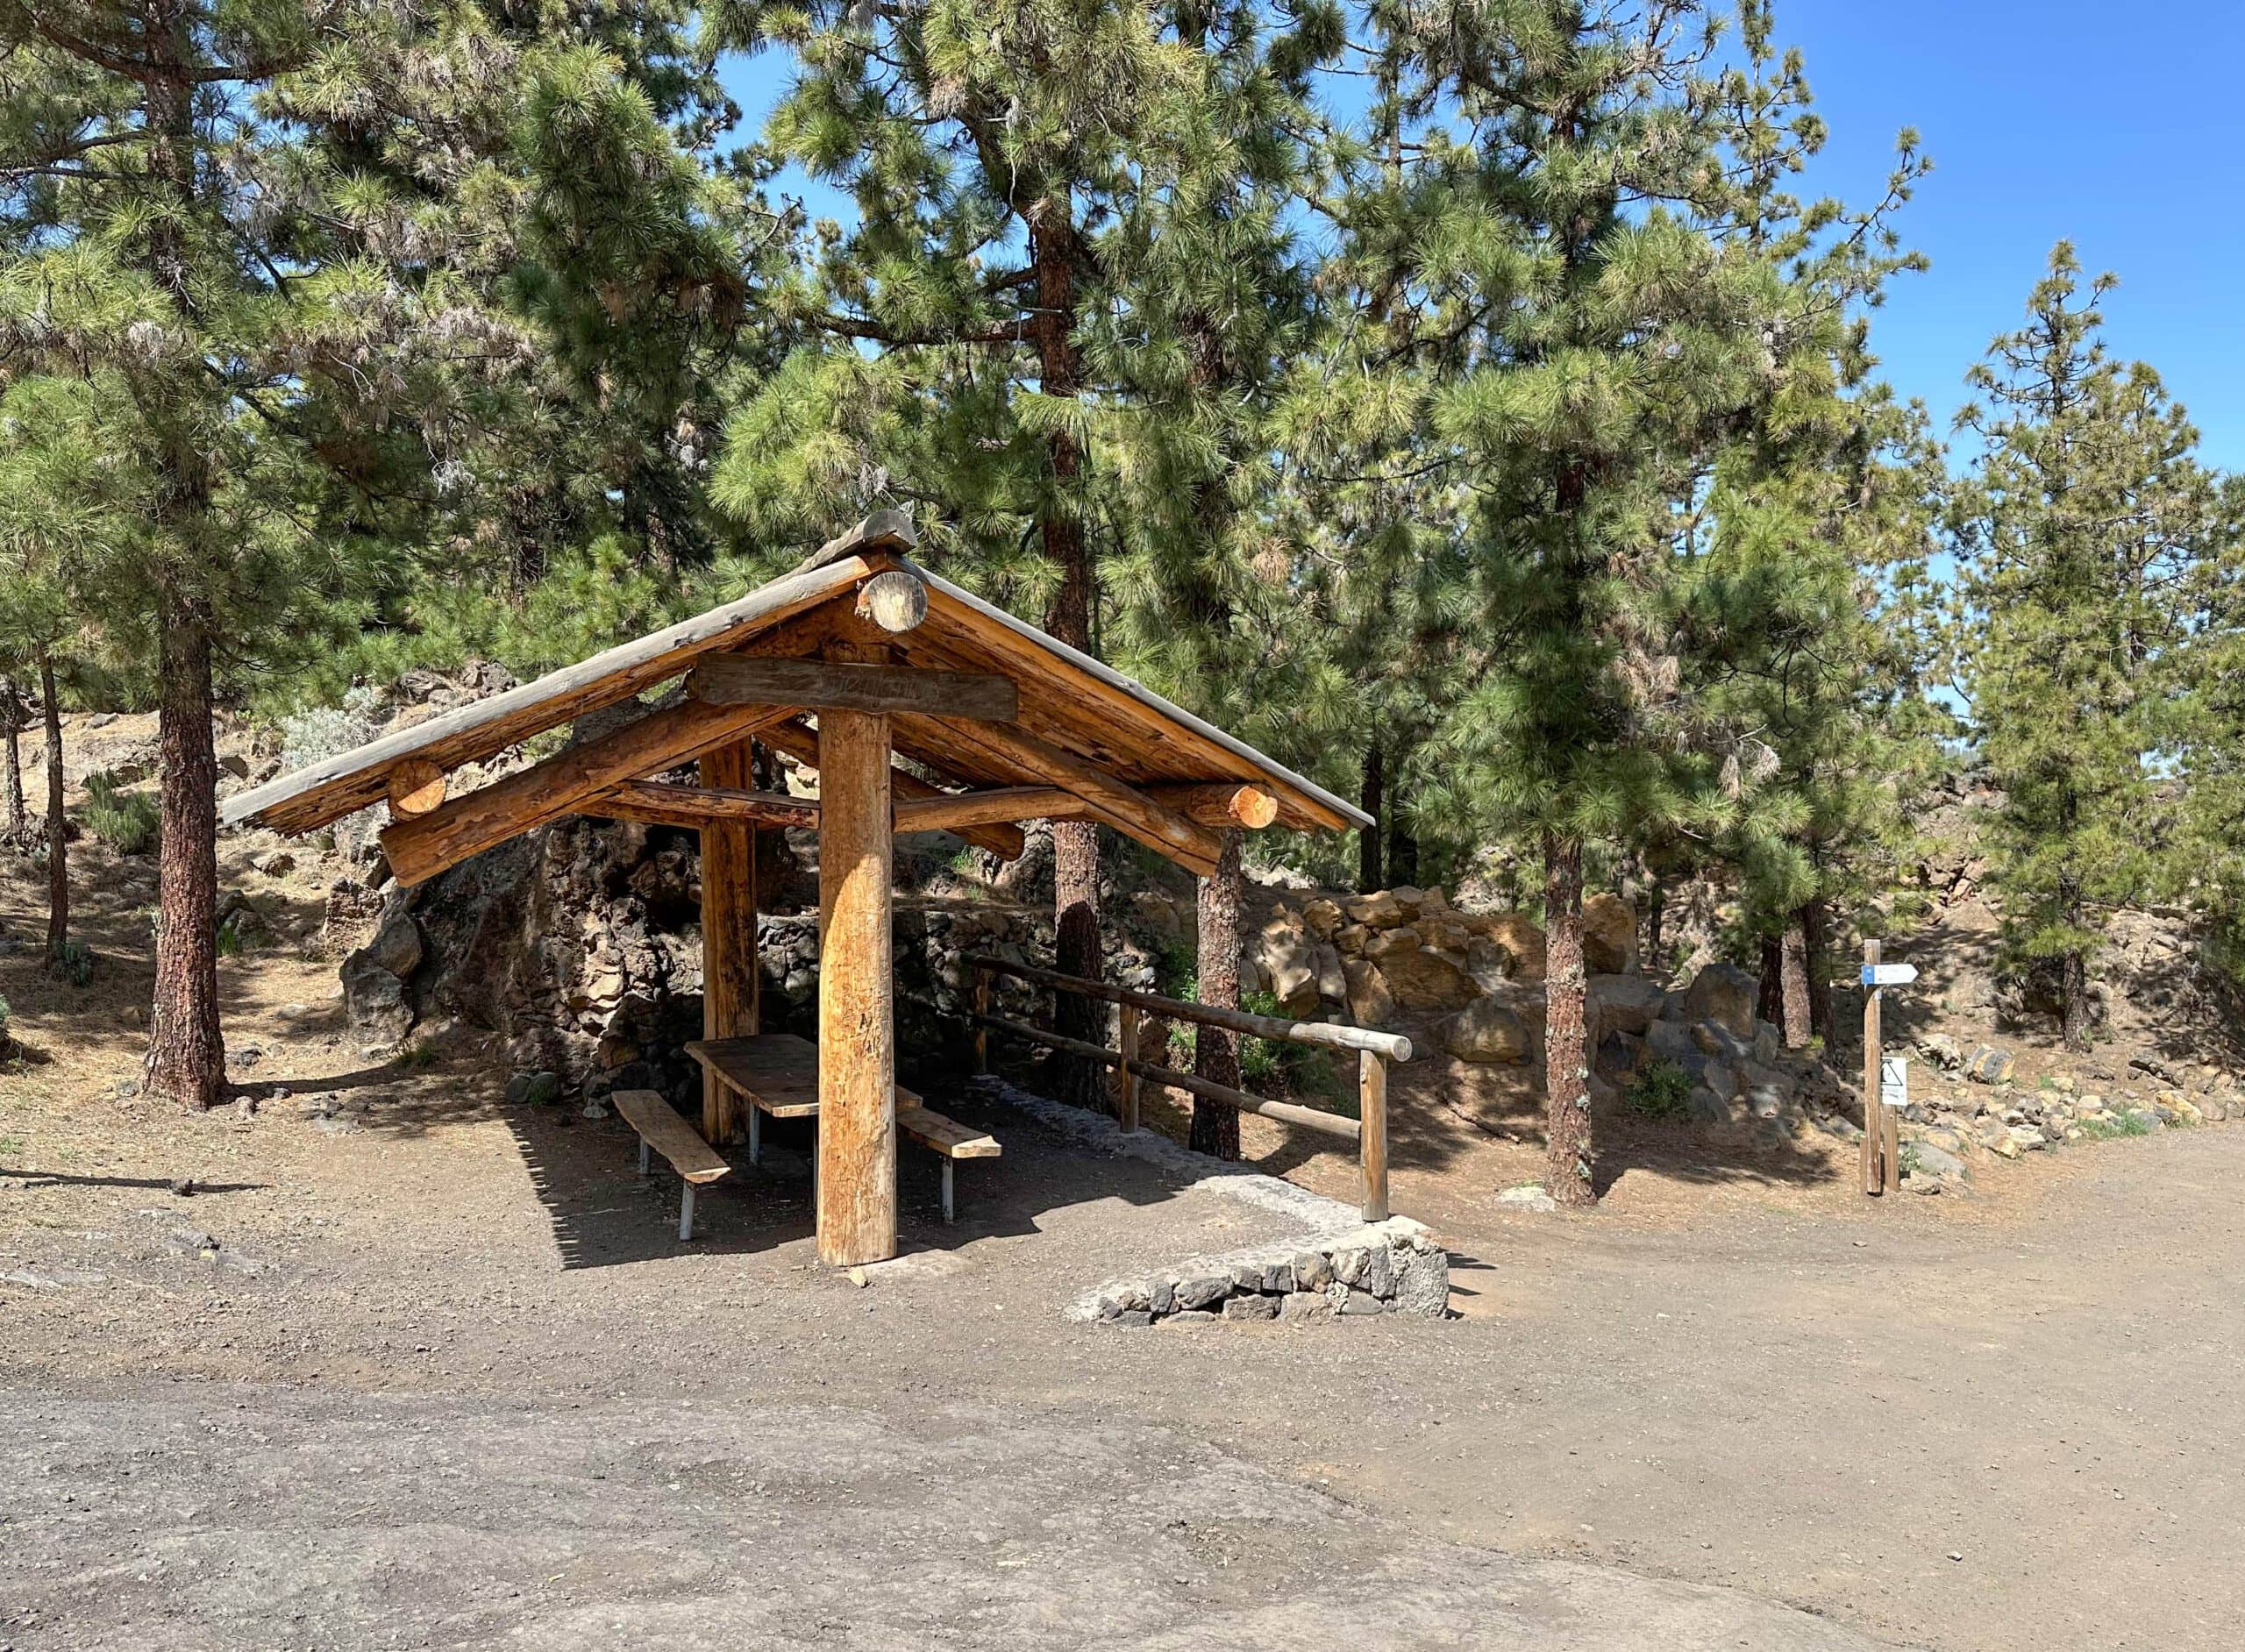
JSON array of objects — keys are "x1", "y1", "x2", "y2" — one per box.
[
  {"x1": 613, "y1": 1088, "x2": 731, "y2": 1241},
  {"x1": 688, "y1": 1034, "x2": 1001, "y2": 1221}
]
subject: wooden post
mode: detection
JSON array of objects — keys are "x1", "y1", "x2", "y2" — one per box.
[
  {"x1": 816, "y1": 700, "x2": 897, "y2": 1266},
  {"x1": 1861, "y1": 938, "x2": 1882, "y2": 1197},
  {"x1": 700, "y1": 739, "x2": 759, "y2": 1144},
  {"x1": 1359, "y1": 1050, "x2": 1389, "y2": 1221},
  {"x1": 1116, "y1": 1004, "x2": 1140, "y2": 1134},
  {"x1": 971, "y1": 964, "x2": 989, "y2": 1074}
]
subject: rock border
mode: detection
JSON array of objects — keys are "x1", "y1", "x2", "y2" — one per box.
[{"x1": 1066, "y1": 1216, "x2": 1450, "y2": 1327}]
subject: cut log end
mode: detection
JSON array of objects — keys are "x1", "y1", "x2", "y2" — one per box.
[
  {"x1": 855, "y1": 569, "x2": 929, "y2": 634},
  {"x1": 386, "y1": 758, "x2": 447, "y2": 820}
]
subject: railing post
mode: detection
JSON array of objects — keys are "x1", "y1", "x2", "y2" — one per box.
[
  {"x1": 1117, "y1": 1003, "x2": 1140, "y2": 1134},
  {"x1": 1359, "y1": 1050, "x2": 1388, "y2": 1221},
  {"x1": 972, "y1": 962, "x2": 989, "y2": 1075}
]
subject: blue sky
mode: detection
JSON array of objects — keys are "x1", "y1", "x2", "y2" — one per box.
[{"x1": 718, "y1": 1, "x2": 2245, "y2": 469}]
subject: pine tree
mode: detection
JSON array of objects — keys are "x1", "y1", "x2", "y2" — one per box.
[
  {"x1": 0, "y1": 3, "x2": 750, "y2": 1102},
  {"x1": 711, "y1": 0, "x2": 1336, "y2": 1113},
  {"x1": 1952, "y1": 246, "x2": 2227, "y2": 1050},
  {"x1": 1308, "y1": 0, "x2": 1915, "y2": 1204}
]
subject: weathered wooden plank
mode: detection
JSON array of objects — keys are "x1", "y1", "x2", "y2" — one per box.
[
  {"x1": 816, "y1": 687, "x2": 898, "y2": 1267},
  {"x1": 584, "y1": 779, "x2": 817, "y2": 830},
  {"x1": 693, "y1": 656, "x2": 1018, "y2": 723},
  {"x1": 891, "y1": 786, "x2": 1082, "y2": 834},
  {"x1": 895, "y1": 1105, "x2": 1001, "y2": 1160},
  {"x1": 763, "y1": 717, "x2": 1025, "y2": 862},
  {"x1": 224, "y1": 540, "x2": 895, "y2": 834},
  {"x1": 612, "y1": 1090, "x2": 731, "y2": 1183},
  {"x1": 379, "y1": 697, "x2": 788, "y2": 888},
  {"x1": 699, "y1": 742, "x2": 759, "y2": 1145},
  {"x1": 688, "y1": 1032, "x2": 922, "y2": 1117}
]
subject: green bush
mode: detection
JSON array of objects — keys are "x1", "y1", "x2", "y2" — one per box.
[
  {"x1": 82, "y1": 772, "x2": 159, "y2": 855},
  {"x1": 51, "y1": 939, "x2": 92, "y2": 986},
  {"x1": 2077, "y1": 1109, "x2": 2155, "y2": 1141},
  {"x1": 1626, "y1": 1058, "x2": 1695, "y2": 1120}
]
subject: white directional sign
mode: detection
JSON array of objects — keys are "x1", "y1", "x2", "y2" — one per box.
[{"x1": 1862, "y1": 963, "x2": 1919, "y2": 987}]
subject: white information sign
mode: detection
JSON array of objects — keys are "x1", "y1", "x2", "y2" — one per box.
[
  {"x1": 1863, "y1": 963, "x2": 1919, "y2": 986},
  {"x1": 1878, "y1": 1055, "x2": 1908, "y2": 1112}
]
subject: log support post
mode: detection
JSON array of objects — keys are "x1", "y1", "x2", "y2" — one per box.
[
  {"x1": 700, "y1": 740, "x2": 759, "y2": 1143},
  {"x1": 1117, "y1": 1003, "x2": 1140, "y2": 1134},
  {"x1": 1359, "y1": 1050, "x2": 1389, "y2": 1221},
  {"x1": 816, "y1": 694, "x2": 897, "y2": 1266},
  {"x1": 971, "y1": 964, "x2": 989, "y2": 1074}
]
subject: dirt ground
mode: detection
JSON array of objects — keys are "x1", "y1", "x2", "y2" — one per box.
[{"x1": 6, "y1": 843, "x2": 2245, "y2": 1649}]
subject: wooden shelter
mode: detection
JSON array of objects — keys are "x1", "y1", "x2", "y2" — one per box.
[{"x1": 225, "y1": 513, "x2": 1369, "y2": 1265}]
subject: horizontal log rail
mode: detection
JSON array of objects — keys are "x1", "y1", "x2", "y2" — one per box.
[
  {"x1": 964, "y1": 953, "x2": 1404, "y2": 1220},
  {"x1": 961, "y1": 954, "x2": 1412, "y2": 1062}
]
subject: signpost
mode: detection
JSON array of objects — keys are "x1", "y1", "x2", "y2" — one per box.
[{"x1": 1860, "y1": 941, "x2": 1905, "y2": 1195}]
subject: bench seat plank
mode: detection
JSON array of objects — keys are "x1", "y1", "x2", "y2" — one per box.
[
  {"x1": 897, "y1": 1105, "x2": 1001, "y2": 1160},
  {"x1": 613, "y1": 1089, "x2": 731, "y2": 1183},
  {"x1": 687, "y1": 1032, "x2": 921, "y2": 1117}
]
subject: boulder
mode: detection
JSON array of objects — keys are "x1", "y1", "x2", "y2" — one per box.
[
  {"x1": 1465, "y1": 938, "x2": 1510, "y2": 993},
  {"x1": 1681, "y1": 961, "x2": 1757, "y2": 1039},
  {"x1": 1256, "y1": 916, "x2": 1319, "y2": 1013},
  {"x1": 1589, "y1": 973, "x2": 1666, "y2": 1036},
  {"x1": 1439, "y1": 998, "x2": 1532, "y2": 1065},
  {"x1": 1343, "y1": 959, "x2": 1396, "y2": 1028},
  {"x1": 1645, "y1": 1018, "x2": 1700, "y2": 1066},
  {"x1": 1301, "y1": 898, "x2": 1343, "y2": 940},
  {"x1": 1312, "y1": 942, "x2": 1347, "y2": 1005},
  {"x1": 1377, "y1": 944, "x2": 1481, "y2": 1013},
  {"x1": 1964, "y1": 1043, "x2": 2016, "y2": 1086},
  {"x1": 1340, "y1": 890, "x2": 1406, "y2": 929},
  {"x1": 1581, "y1": 892, "x2": 1638, "y2": 975},
  {"x1": 1465, "y1": 913, "x2": 1547, "y2": 983}
]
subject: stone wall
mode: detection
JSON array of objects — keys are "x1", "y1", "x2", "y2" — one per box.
[{"x1": 1067, "y1": 1217, "x2": 1450, "y2": 1326}]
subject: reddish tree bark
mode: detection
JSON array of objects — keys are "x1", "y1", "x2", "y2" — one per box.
[
  {"x1": 1, "y1": 674, "x2": 24, "y2": 837},
  {"x1": 1358, "y1": 744, "x2": 1383, "y2": 894},
  {"x1": 1029, "y1": 197, "x2": 1106, "y2": 1112},
  {"x1": 1543, "y1": 832, "x2": 1595, "y2": 1206},
  {"x1": 1191, "y1": 829, "x2": 1244, "y2": 1160},
  {"x1": 133, "y1": 4, "x2": 227, "y2": 1109},
  {"x1": 40, "y1": 656, "x2": 66, "y2": 966},
  {"x1": 143, "y1": 595, "x2": 224, "y2": 1109},
  {"x1": 1801, "y1": 897, "x2": 1836, "y2": 1048},
  {"x1": 1779, "y1": 916, "x2": 1813, "y2": 1050},
  {"x1": 1757, "y1": 933, "x2": 1785, "y2": 1027}
]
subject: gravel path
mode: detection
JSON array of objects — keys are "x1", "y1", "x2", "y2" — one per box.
[{"x1": 7, "y1": 1035, "x2": 2245, "y2": 1648}]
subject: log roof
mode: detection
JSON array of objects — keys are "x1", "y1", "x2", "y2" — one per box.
[{"x1": 224, "y1": 511, "x2": 1366, "y2": 882}]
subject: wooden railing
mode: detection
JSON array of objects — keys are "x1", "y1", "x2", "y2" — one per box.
[{"x1": 961, "y1": 953, "x2": 1413, "y2": 1221}]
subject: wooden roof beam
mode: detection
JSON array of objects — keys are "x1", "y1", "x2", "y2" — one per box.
[
  {"x1": 922, "y1": 718, "x2": 1223, "y2": 879},
  {"x1": 760, "y1": 717, "x2": 1025, "y2": 863},
  {"x1": 379, "y1": 698, "x2": 791, "y2": 887},
  {"x1": 691, "y1": 655, "x2": 1017, "y2": 723},
  {"x1": 583, "y1": 780, "x2": 818, "y2": 830}
]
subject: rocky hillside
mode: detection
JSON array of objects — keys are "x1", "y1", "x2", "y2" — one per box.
[{"x1": 11, "y1": 662, "x2": 2244, "y2": 1201}]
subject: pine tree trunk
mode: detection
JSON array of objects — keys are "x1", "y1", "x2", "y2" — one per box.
[
  {"x1": 1779, "y1": 917, "x2": 1812, "y2": 1049},
  {"x1": 143, "y1": 595, "x2": 224, "y2": 1110},
  {"x1": 1358, "y1": 744, "x2": 1384, "y2": 893},
  {"x1": 2059, "y1": 946, "x2": 2092, "y2": 1054},
  {"x1": 1757, "y1": 934, "x2": 1785, "y2": 1027},
  {"x1": 1543, "y1": 831, "x2": 1595, "y2": 1207},
  {"x1": 1801, "y1": 897, "x2": 1836, "y2": 1047},
  {"x1": 1030, "y1": 199, "x2": 1105, "y2": 1111},
  {"x1": 2, "y1": 674, "x2": 24, "y2": 837},
  {"x1": 1386, "y1": 791, "x2": 1418, "y2": 888},
  {"x1": 40, "y1": 656, "x2": 67, "y2": 966},
  {"x1": 1191, "y1": 828, "x2": 1244, "y2": 1160}
]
